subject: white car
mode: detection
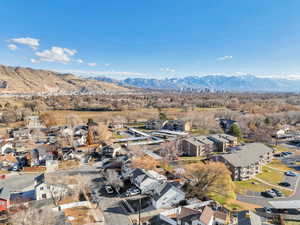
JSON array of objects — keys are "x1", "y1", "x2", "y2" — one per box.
[
  {"x1": 104, "y1": 185, "x2": 114, "y2": 194},
  {"x1": 264, "y1": 207, "x2": 272, "y2": 214},
  {"x1": 285, "y1": 171, "x2": 296, "y2": 177},
  {"x1": 126, "y1": 188, "x2": 141, "y2": 197}
]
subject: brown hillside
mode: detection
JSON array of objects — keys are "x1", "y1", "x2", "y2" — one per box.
[{"x1": 0, "y1": 65, "x2": 129, "y2": 94}]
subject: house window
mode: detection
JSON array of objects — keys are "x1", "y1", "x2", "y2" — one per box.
[
  {"x1": 40, "y1": 187, "x2": 44, "y2": 190},
  {"x1": 42, "y1": 194, "x2": 47, "y2": 199}
]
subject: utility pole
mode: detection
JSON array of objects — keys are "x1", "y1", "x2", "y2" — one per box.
[{"x1": 138, "y1": 197, "x2": 141, "y2": 225}]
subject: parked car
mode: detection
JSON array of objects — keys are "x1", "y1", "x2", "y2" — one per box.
[
  {"x1": 264, "y1": 207, "x2": 272, "y2": 214},
  {"x1": 261, "y1": 190, "x2": 276, "y2": 198},
  {"x1": 278, "y1": 182, "x2": 291, "y2": 187},
  {"x1": 271, "y1": 188, "x2": 283, "y2": 197},
  {"x1": 104, "y1": 185, "x2": 114, "y2": 194},
  {"x1": 285, "y1": 171, "x2": 296, "y2": 177},
  {"x1": 126, "y1": 187, "x2": 141, "y2": 197}
]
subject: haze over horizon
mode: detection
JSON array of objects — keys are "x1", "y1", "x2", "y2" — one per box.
[{"x1": 1, "y1": 0, "x2": 300, "y2": 79}]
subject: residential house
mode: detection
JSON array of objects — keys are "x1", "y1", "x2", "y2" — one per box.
[
  {"x1": 219, "y1": 119, "x2": 237, "y2": 133},
  {"x1": 73, "y1": 135, "x2": 87, "y2": 147},
  {"x1": 26, "y1": 116, "x2": 44, "y2": 129},
  {"x1": 213, "y1": 211, "x2": 228, "y2": 225},
  {"x1": 10, "y1": 128, "x2": 30, "y2": 139},
  {"x1": 148, "y1": 205, "x2": 214, "y2": 225},
  {"x1": 151, "y1": 182, "x2": 185, "y2": 209},
  {"x1": 145, "y1": 120, "x2": 166, "y2": 130},
  {"x1": 275, "y1": 125, "x2": 291, "y2": 138},
  {"x1": 102, "y1": 144, "x2": 121, "y2": 158},
  {"x1": 0, "y1": 141, "x2": 13, "y2": 154},
  {"x1": 0, "y1": 187, "x2": 10, "y2": 212},
  {"x1": 61, "y1": 126, "x2": 73, "y2": 137},
  {"x1": 108, "y1": 119, "x2": 124, "y2": 130},
  {"x1": 0, "y1": 153, "x2": 18, "y2": 168},
  {"x1": 213, "y1": 143, "x2": 273, "y2": 181},
  {"x1": 34, "y1": 174, "x2": 70, "y2": 201},
  {"x1": 163, "y1": 120, "x2": 191, "y2": 132},
  {"x1": 130, "y1": 168, "x2": 162, "y2": 194}
]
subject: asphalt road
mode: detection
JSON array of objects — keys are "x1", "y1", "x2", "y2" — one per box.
[{"x1": 0, "y1": 173, "x2": 39, "y2": 192}]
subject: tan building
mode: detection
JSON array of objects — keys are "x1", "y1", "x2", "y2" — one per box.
[{"x1": 213, "y1": 143, "x2": 273, "y2": 181}]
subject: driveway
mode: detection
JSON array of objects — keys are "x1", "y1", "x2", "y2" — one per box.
[{"x1": 91, "y1": 174, "x2": 132, "y2": 225}]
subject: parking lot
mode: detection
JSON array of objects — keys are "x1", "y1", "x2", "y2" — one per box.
[{"x1": 238, "y1": 149, "x2": 300, "y2": 207}]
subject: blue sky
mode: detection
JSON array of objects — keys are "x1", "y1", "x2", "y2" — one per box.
[{"x1": 1, "y1": 0, "x2": 300, "y2": 79}]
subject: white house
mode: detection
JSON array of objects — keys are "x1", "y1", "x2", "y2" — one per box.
[
  {"x1": 34, "y1": 174, "x2": 70, "y2": 201},
  {"x1": 0, "y1": 142, "x2": 13, "y2": 154},
  {"x1": 151, "y1": 182, "x2": 185, "y2": 209},
  {"x1": 130, "y1": 168, "x2": 161, "y2": 194}
]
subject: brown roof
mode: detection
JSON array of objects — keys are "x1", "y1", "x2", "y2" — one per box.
[
  {"x1": 199, "y1": 206, "x2": 214, "y2": 225},
  {"x1": 0, "y1": 153, "x2": 18, "y2": 163},
  {"x1": 214, "y1": 211, "x2": 227, "y2": 221},
  {"x1": 177, "y1": 207, "x2": 201, "y2": 220}
]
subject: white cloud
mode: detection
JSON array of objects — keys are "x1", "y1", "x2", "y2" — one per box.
[
  {"x1": 10, "y1": 37, "x2": 40, "y2": 50},
  {"x1": 30, "y1": 58, "x2": 38, "y2": 63},
  {"x1": 160, "y1": 67, "x2": 176, "y2": 73},
  {"x1": 7, "y1": 44, "x2": 18, "y2": 51},
  {"x1": 218, "y1": 55, "x2": 233, "y2": 61},
  {"x1": 35, "y1": 46, "x2": 77, "y2": 64},
  {"x1": 76, "y1": 59, "x2": 83, "y2": 63},
  {"x1": 88, "y1": 62, "x2": 97, "y2": 67}
]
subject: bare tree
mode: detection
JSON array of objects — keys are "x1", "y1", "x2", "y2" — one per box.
[
  {"x1": 9, "y1": 205, "x2": 57, "y2": 225},
  {"x1": 105, "y1": 169, "x2": 123, "y2": 192},
  {"x1": 45, "y1": 174, "x2": 71, "y2": 207},
  {"x1": 184, "y1": 162, "x2": 235, "y2": 200},
  {"x1": 72, "y1": 174, "x2": 92, "y2": 201}
]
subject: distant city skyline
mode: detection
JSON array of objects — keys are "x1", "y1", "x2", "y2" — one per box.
[{"x1": 1, "y1": 0, "x2": 300, "y2": 79}]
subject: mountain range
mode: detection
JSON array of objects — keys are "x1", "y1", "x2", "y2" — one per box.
[
  {"x1": 0, "y1": 65, "x2": 128, "y2": 95},
  {"x1": 92, "y1": 75, "x2": 300, "y2": 92}
]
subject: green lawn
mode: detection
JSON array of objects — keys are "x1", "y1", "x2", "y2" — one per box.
[
  {"x1": 256, "y1": 166, "x2": 284, "y2": 185},
  {"x1": 235, "y1": 179, "x2": 271, "y2": 194},
  {"x1": 268, "y1": 159, "x2": 295, "y2": 171},
  {"x1": 273, "y1": 145, "x2": 294, "y2": 153},
  {"x1": 234, "y1": 179, "x2": 293, "y2": 196},
  {"x1": 285, "y1": 220, "x2": 300, "y2": 225}
]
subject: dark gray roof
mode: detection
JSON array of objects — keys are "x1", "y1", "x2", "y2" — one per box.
[
  {"x1": 220, "y1": 143, "x2": 273, "y2": 167},
  {"x1": 153, "y1": 182, "x2": 185, "y2": 201},
  {"x1": 34, "y1": 173, "x2": 45, "y2": 186}
]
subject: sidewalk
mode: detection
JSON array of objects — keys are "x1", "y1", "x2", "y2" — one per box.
[
  {"x1": 88, "y1": 202, "x2": 105, "y2": 225},
  {"x1": 253, "y1": 177, "x2": 293, "y2": 192},
  {"x1": 129, "y1": 208, "x2": 166, "y2": 222}
]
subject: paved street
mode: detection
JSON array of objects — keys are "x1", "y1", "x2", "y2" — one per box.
[{"x1": 0, "y1": 173, "x2": 39, "y2": 192}]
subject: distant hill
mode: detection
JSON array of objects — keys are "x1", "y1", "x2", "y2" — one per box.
[
  {"x1": 93, "y1": 75, "x2": 300, "y2": 92},
  {"x1": 0, "y1": 65, "x2": 129, "y2": 95}
]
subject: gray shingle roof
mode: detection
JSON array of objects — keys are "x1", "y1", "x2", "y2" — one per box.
[{"x1": 220, "y1": 143, "x2": 273, "y2": 167}]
